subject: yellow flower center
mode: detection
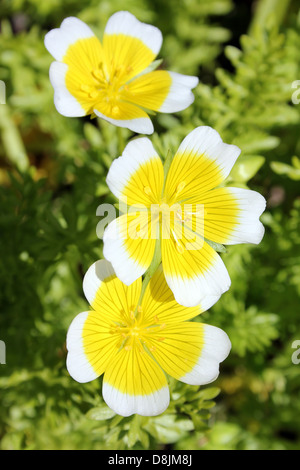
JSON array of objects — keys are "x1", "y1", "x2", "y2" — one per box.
[
  {"x1": 78, "y1": 62, "x2": 134, "y2": 117},
  {"x1": 111, "y1": 309, "x2": 166, "y2": 353}
]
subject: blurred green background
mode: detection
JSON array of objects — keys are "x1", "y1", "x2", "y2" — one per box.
[{"x1": 1, "y1": 0, "x2": 300, "y2": 450}]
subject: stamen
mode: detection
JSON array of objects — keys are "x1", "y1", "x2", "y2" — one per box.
[
  {"x1": 176, "y1": 181, "x2": 186, "y2": 193},
  {"x1": 176, "y1": 244, "x2": 184, "y2": 254},
  {"x1": 171, "y1": 228, "x2": 185, "y2": 254},
  {"x1": 89, "y1": 90, "x2": 99, "y2": 99},
  {"x1": 137, "y1": 305, "x2": 143, "y2": 313},
  {"x1": 144, "y1": 186, "x2": 152, "y2": 196},
  {"x1": 176, "y1": 209, "x2": 184, "y2": 223},
  {"x1": 112, "y1": 105, "x2": 119, "y2": 116},
  {"x1": 124, "y1": 345, "x2": 132, "y2": 351},
  {"x1": 80, "y1": 84, "x2": 91, "y2": 93},
  {"x1": 92, "y1": 69, "x2": 103, "y2": 80}
]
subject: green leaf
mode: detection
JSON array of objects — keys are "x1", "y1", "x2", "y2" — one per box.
[
  {"x1": 86, "y1": 405, "x2": 116, "y2": 421},
  {"x1": 229, "y1": 155, "x2": 265, "y2": 183}
]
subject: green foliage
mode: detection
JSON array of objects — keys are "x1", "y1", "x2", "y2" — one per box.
[{"x1": 1, "y1": 0, "x2": 300, "y2": 451}]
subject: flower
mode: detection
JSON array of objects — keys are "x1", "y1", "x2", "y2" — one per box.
[
  {"x1": 103, "y1": 126, "x2": 266, "y2": 307},
  {"x1": 66, "y1": 259, "x2": 231, "y2": 417},
  {"x1": 44, "y1": 11, "x2": 198, "y2": 134}
]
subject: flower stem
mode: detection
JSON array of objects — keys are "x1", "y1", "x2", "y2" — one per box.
[
  {"x1": 135, "y1": 235, "x2": 162, "y2": 313},
  {"x1": 117, "y1": 126, "x2": 125, "y2": 155},
  {"x1": 162, "y1": 148, "x2": 173, "y2": 193},
  {"x1": 0, "y1": 105, "x2": 29, "y2": 171}
]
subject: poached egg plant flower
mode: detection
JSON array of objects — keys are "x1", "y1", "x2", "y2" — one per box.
[
  {"x1": 103, "y1": 126, "x2": 266, "y2": 308},
  {"x1": 44, "y1": 11, "x2": 198, "y2": 134},
  {"x1": 67, "y1": 259, "x2": 231, "y2": 417}
]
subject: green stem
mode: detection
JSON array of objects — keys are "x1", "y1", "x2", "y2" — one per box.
[
  {"x1": 162, "y1": 148, "x2": 173, "y2": 193},
  {"x1": 248, "y1": 0, "x2": 291, "y2": 34},
  {"x1": 117, "y1": 126, "x2": 125, "y2": 155},
  {"x1": 135, "y1": 235, "x2": 161, "y2": 313},
  {"x1": 0, "y1": 105, "x2": 29, "y2": 171}
]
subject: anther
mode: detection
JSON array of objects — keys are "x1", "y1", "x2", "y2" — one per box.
[
  {"x1": 112, "y1": 105, "x2": 119, "y2": 116},
  {"x1": 176, "y1": 181, "x2": 186, "y2": 193},
  {"x1": 92, "y1": 69, "x2": 100, "y2": 79},
  {"x1": 137, "y1": 305, "x2": 143, "y2": 313},
  {"x1": 89, "y1": 90, "x2": 99, "y2": 99},
  {"x1": 176, "y1": 243, "x2": 184, "y2": 254},
  {"x1": 144, "y1": 186, "x2": 152, "y2": 196},
  {"x1": 80, "y1": 84, "x2": 91, "y2": 93}
]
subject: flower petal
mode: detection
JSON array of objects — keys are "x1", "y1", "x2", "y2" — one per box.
[
  {"x1": 103, "y1": 11, "x2": 162, "y2": 81},
  {"x1": 66, "y1": 310, "x2": 120, "y2": 383},
  {"x1": 102, "y1": 346, "x2": 169, "y2": 417},
  {"x1": 103, "y1": 212, "x2": 157, "y2": 286},
  {"x1": 49, "y1": 61, "x2": 86, "y2": 117},
  {"x1": 93, "y1": 105, "x2": 154, "y2": 135},
  {"x1": 44, "y1": 16, "x2": 95, "y2": 61},
  {"x1": 180, "y1": 324, "x2": 231, "y2": 385},
  {"x1": 161, "y1": 232, "x2": 231, "y2": 307},
  {"x1": 46, "y1": 18, "x2": 106, "y2": 116},
  {"x1": 164, "y1": 126, "x2": 241, "y2": 204},
  {"x1": 82, "y1": 259, "x2": 141, "y2": 324},
  {"x1": 147, "y1": 322, "x2": 231, "y2": 385},
  {"x1": 106, "y1": 137, "x2": 164, "y2": 206},
  {"x1": 141, "y1": 265, "x2": 217, "y2": 326},
  {"x1": 123, "y1": 70, "x2": 198, "y2": 114},
  {"x1": 123, "y1": 70, "x2": 172, "y2": 112},
  {"x1": 194, "y1": 187, "x2": 266, "y2": 245},
  {"x1": 159, "y1": 71, "x2": 199, "y2": 112}
]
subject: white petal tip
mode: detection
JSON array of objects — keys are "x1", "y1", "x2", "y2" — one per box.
[{"x1": 103, "y1": 383, "x2": 170, "y2": 417}]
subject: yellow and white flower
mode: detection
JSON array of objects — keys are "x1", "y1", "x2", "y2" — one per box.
[
  {"x1": 44, "y1": 11, "x2": 198, "y2": 134},
  {"x1": 67, "y1": 259, "x2": 231, "y2": 417},
  {"x1": 103, "y1": 126, "x2": 266, "y2": 307}
]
